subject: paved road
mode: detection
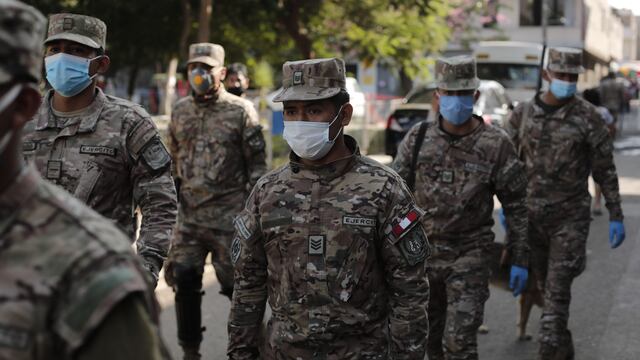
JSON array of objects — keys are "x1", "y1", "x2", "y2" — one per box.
[{"x1": 158, "y1": 106, "x2": 640, "y2": 359}]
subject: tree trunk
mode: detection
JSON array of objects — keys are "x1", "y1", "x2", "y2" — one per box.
[
  {"x1": 127, "y1": 63, "x2": 139, "y2": 100},
  {"x1": 279, "y1": 0, "x2": 313, "y2": 59},
  {"x1": 179, "y1": 0, "x2": 192, "y2": 60},
  {"x1": 197, "y1": 0, "x2": 212, "y2": 43},
  {"x1": 162, "y1": 58, "x2": 179, "y2": 116}
]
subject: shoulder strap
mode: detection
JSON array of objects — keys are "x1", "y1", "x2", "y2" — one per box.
[
  {"x1": 407, "y1": 121, "x2": 429, "y2": 192},
  {"x1": 517, "y1": 102, "x2": 533, "y2": 159}
]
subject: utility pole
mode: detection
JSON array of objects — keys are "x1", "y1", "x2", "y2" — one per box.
[{"x1": 537, "y1": 0, "x2": 548, "y2": 92}]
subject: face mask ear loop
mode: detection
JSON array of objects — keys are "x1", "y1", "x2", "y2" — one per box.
[
  {"x1": 88, "y1": 55, "x2": 103, "y2": 81},
  {"x1": 328, "y1": 104, "x2": 345, "y2": 142}
]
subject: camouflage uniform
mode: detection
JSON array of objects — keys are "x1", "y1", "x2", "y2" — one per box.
[
  {"x1": 392, "y1": 56, "x2": 529, "y2": 360},
  {"x1": 166, "y1": 42, "x2": 266, "y2": 358},
  {"x1": 228, "y1": 58, "x2": 430, "y2": 360},
  {"x1": 505, "y1": 47, "x2": 623, "y2": 360},
  {"x1": 0, "y1": 2, "x2": 168, "y2": 359},
  {"x1": 22, "y1": 13, "x2": 177, "y2": 285}
]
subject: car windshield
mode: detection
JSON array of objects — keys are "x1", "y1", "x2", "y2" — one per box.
[
  {"x1": 477, "y1": 63, "x2": 540, "y2": 89},
  {"x1": 407, "y1": 88, "x2": 435, "y2": 104}
]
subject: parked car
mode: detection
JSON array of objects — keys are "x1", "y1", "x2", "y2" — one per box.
[
  {"x1": 384, "y1": 83, "x2": 436, "y2": 157},
  {"x1": 475, "y1": 80, "x2": 514, "y2": 127},
  {"x1": 384, "y1": 80, "x2": 513, "y2": 158}
]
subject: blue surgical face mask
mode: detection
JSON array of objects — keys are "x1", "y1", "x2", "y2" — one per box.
[
  {"x1": 189, "y1": 68, "x2": 214, "y2": 95},
  {"x1": 45, "y1": 53, "x2": 100, "y2": 97},
  {"x1": 439, "y1": 94, "x2": 474, "y2": 126},
  {"x1": 549, "y1": 78, "x2": 577, "y2": 99}
]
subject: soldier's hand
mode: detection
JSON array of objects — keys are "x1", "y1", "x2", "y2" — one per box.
[
  {"x1": 509, "y1": 265, "x2": 528, "y2": 297},
  {"x1": 498, "y1": 207, "x2": 507, "y2": 230},
  {"x1": 609, "y1": 221, "x2": 626, "y2": 249}
]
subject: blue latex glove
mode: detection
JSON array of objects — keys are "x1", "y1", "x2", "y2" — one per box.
[
  {"x1": 609, "y1": 221, "x2": 626, "y2": 249},
  {"x1": 509, "y1": 265, "x2": 528, "y2": 297},
  {"x1": 498, "y1": 208, "x2": 507, "y2": 230}
]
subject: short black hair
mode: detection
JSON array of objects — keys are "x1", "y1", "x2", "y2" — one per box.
[
  {"x1": 227, "y1": 62, "x2": 248, "y2": 77},
  {"x1": 327, "y1": 88, "x2": 350, "y2": 112}
]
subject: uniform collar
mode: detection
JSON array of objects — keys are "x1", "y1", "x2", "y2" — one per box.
[
  {"x1": 0, "y1": 165, "x2": 40, "y2": 232},
  {"x1": 434, "y1": 115, "x2": 485, "y2": 152},
  {"x1": 289, "y1": 135, "x2": 360, "y2": 182},
  {"x1": 531, "y1": 94, "x2": 579, "y2": 120},
  {"x1": 36, "y1": 88, "x2": 107, "y2": 133}
]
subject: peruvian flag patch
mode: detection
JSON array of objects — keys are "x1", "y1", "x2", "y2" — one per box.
[{"x1": 392, "y1": 209, "x2": 420, "y2": 237}]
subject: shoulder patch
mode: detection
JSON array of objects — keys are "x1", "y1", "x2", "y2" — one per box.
[
  {"x1": 140, "y1": 138, "x2": 171, "y2": 171},
  {"x1": 231, "y1": 235, "x2": 242, "y2": 264},
  {"x1": 398, "y1": 230, "x2": 430, "y2": 266},
  {"x1": 392, "y1": 208, "x2": 421, "y2": 238}
]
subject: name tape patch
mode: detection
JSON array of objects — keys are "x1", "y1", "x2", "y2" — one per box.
[
  {"x1": 80, "y1": 145, "x2": 117, "y2": 157},
  {"x1": 0, "y1": 324, "x2": 30, "y2": 349},
  {"x1": 342, "y1": 216, "x2": 376, "y2": 227}
]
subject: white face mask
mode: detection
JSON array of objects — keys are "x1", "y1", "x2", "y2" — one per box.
[
  {"x1": 0, "y1": 84, "x2": 23, "y2": 157},
  {"x1": 283, "y1": 106, "x2": 344, "y2": 161}
]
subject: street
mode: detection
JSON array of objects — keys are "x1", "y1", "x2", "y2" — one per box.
[{"x1": 157, "y1": 108, "x2": 640, "y2": 360}]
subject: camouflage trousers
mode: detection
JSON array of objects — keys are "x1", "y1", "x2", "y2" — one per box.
[
  {"x1": 427, "y1": 247, "x2": 490, "y2": 360},
  {"x1": 530, "y1": 210, "x2": 590, "y2": 360},
  {"x1": 166, "y1": 221, "x2": 235, "y2": 295}
]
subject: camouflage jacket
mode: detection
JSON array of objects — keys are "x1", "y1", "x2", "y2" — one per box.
[
  {"x1": 22, "y1": 89, "x2": 177, "y2": 274},
  {"x1": 392, "y1": 117, "x2": 529, "y2": 267},
  {"x1": 505, "y1": 96, "x2": 623, "y2": 221},
  {"x1": 0, "y1": 166, "x2": 163, "y2": 359},
  {"x1": 168, "y1": 89, "x2": 266, "y2": 230},
  {"x1": 228, "y1": 136, "x2": 430, "y2": 360}
]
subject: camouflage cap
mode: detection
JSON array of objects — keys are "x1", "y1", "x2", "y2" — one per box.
[
  {"x1": 436, "y1": 55, "x2": 480, "y2": 91},
  {"x1": 0, "y1": 0, "x2": 46, "y2": 84},
  {"x1": 547, "y1": 47, "x2": 584, "y2": 74},
  {"x1": 45, "y1": 13, "x2": 106, "y2": 50},
  {"x1": 273, "y1": 58, "x2": 346, "y2": 102},
  {"x1": 187, "y1": 43, "x2": 225, "y2": 68}
]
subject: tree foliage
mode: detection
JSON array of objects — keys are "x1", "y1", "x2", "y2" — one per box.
[{"x1": 26, "y1": 0, "x2": 455, "y2": 87}]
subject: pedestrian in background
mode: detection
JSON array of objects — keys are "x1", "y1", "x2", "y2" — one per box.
[
  {"x1": 165, "y1": 43, "x2": 266, "y2": 360},
  {"x1": 392, "y1": 55, "x2": 529, "y2": 360},
  {"x1": 505, "y1": 47, "x2": 625, "y2": 360}
]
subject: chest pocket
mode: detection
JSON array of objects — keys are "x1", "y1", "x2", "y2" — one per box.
[
  {"x1": 327, "y1": 219, "x2": 377, "y2": 305},
  {"x1": 73, "y1": 143, "x2": 126, "y2": 206}
]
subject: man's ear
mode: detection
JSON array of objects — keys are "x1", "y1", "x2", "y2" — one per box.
[
  {"x1": 473, "y1": 90, "x2": 480, "y2": 103},
  {"x1": 340, "y1": 103, "x2": 353, "y2": 126},
  {"x1": 11, "y1": 85, "x2": 41, "y2": 129},
  {"x1": 218, "y1": 67, "x2": 227, "y2": 81},
  {"x1": 542, "y1": 69, "x2": 551, "y2": 83},
  {"x1": 94, "y1": 55, "x2": 110, "y2": 75}
]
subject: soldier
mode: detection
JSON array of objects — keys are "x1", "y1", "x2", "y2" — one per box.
[
  {"x1": 227, "y1": 58, "x2": 430, "y2": 359},
  {"x1": 392, "y1": 55, "x2": 530, "y2": 360},
  {"x1": 505, "y1": 47, "x2": 626, "y2": 360},
  {"x1": 224, "y1": 62, "x2": 250, "y2": 97},
  {"x1": 0, "y1": 1, "x2": 170, "y2": 359},
  {"x1": 166, "y1": 43, "x2": 266, "y2": 359},
  {"x1": 22, "y1": 13, "x2": 177, "y2": 288}
]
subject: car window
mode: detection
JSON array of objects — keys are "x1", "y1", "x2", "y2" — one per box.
[{"x1": 407, "y1": 88, "x2": 435, "y2": 104}]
